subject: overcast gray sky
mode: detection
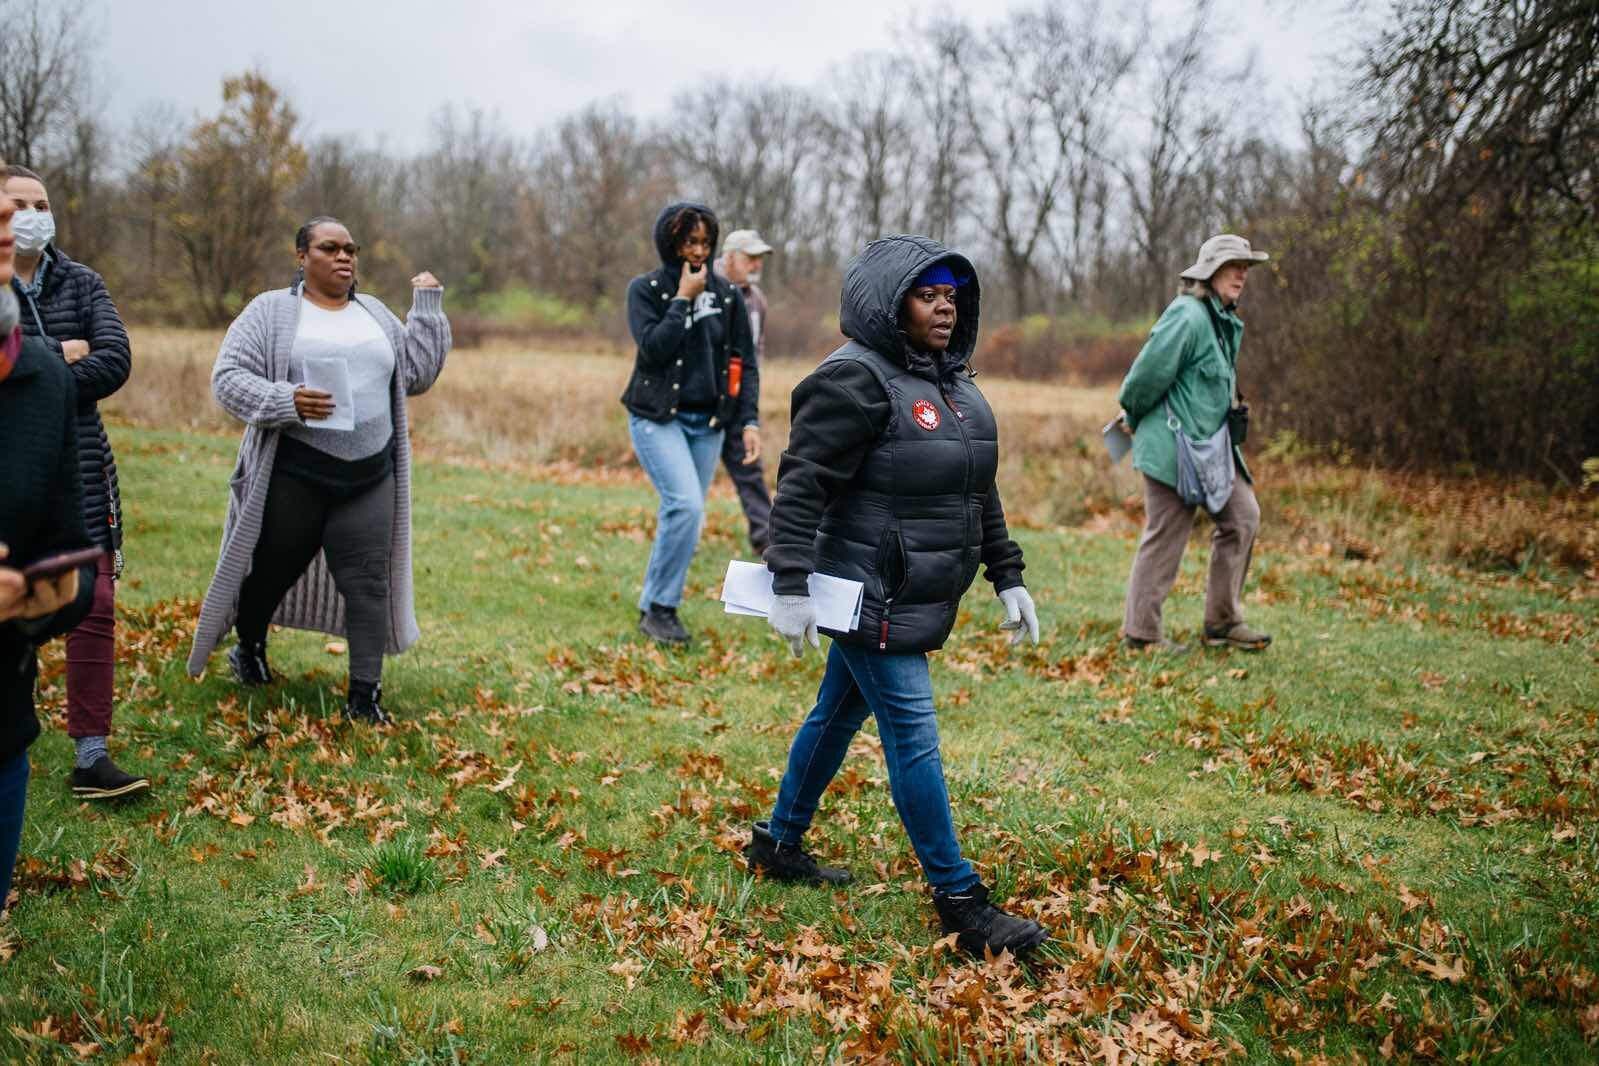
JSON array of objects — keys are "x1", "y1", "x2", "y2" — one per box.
[{"x1": 100, "y1": 1, "x2": 1359, "y2": 151}]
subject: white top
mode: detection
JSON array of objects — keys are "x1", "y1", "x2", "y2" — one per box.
[{"x1": 283, "y1": 296, "x2": 397, "y2": 461}]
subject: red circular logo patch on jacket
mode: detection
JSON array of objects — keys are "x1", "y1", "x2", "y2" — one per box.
[{"x1": 912, "y1": 399, "x2": 941, "y2": 431}]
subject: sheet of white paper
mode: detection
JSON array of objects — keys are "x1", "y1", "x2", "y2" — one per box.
[
  {"x1": 303, "y1": 358, "x2": 354, "y2": 431},
  {"x1": 720, "y1": 560, "x2": 864, "y2": 632},
  {"x1": 1102, "y1": 418, "x2": 1132, "y2": 463}
]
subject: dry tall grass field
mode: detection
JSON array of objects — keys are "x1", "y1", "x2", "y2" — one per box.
[
  {"x1": 112, "y1": 328, "x2": 1597, "y2": 574},
  {"x1": 111, "y1": 328, "x2": 1135, "y2": 525}
]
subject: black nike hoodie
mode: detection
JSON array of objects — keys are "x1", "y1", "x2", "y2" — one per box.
[{"x1": 620, "y1": 201, "x2": 757, "y2": 428}]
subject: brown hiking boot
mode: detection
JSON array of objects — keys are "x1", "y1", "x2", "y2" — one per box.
[{"x1": 1203, "y1": 622, "x2": 1272, "y2": 651}]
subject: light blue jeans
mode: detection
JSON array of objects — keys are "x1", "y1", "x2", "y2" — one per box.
[
  {"x1": 629, "y1": 412, "x2": 724, "y2": 611},
  {"x1": 769, "y1": 643, "x2": 979, "y2": 894}
]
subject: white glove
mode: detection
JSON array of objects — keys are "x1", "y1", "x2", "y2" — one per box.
[
  {"x1": 768, "y1": 594, "x2": 820, "y2": 658},
  {"x1": 997, "y1": 586, "x2": 1039, "y2": 645}
]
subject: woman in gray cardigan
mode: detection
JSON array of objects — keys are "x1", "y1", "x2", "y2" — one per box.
[{"x1": 187, "y1": 216, "x2": 451, "y2": 723}]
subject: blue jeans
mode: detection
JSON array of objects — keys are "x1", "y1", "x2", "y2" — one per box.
[
  {"x1": 629, "y1": 412, "x2": 724, "y2": 611},
  {"x1": 769, "y1": 643, "x2": 978, "y2": 893},
  {"x1": 0, "y1": 752, "x2": 29, "y2": 908}
]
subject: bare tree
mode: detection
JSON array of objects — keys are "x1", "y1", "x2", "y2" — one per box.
[
  {"x1": 902, "y1": 22, "x2": 972, "y2": 245},
  {"x1": 1362, "y1": 0, "x2": 1598, "y2": 222},
  {"x1": 529, "y1": 102, "x2": 670, "y2": 307},
  {"x1": 0, "y1": 0, "x2": 90, "y2": 166},
  {"x1": 1032, "y1": 1, "x2": 1138, "y2": 306},
  {"x1": 952, "y1": 14, "x2": 1074, "y2": 319},
  {"x1": 1113, "y1": 0, "x2": 1245, "y2": 315},
  {"x1": 820, "y1": 54, "x2": 920, "y2": 249},
  {"x1": 406, "y1": 107, "x2": 531, "y2": 302},
  {"x1": 659, "y1": 82, "x2": 817, "y2": 278}
]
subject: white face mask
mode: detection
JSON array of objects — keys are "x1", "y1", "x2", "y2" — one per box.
[{"x1": 12, "y1": 209, "x2": 55, "y2": 255}]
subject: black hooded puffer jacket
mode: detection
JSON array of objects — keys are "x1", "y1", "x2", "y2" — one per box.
[
  {"x1": 13, "y1": 248, "x2": 130, "y2": 555},
  {"x1": 620, "y1": 201, "x2": 757, "y2": 429},
  {"x1": 765, "y1": 235, "x2": 1025, "y2": 654}
]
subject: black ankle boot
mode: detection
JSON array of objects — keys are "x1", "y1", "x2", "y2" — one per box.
[
  {"x1": 344, "y1": 680, "x2": 391, "y2": 725},
  {"x1": 745, "y1": 821, "x2": 851, "y2": 885},
  {"x1": 932, "y1": 882, "x2": 1049, "y2": 958},
  {"x1": 228, "y1": 639, "x2": 273, "y2": 686},
  {"x1": 638, "y1": 603, "x2": 690, "y2": 645}
]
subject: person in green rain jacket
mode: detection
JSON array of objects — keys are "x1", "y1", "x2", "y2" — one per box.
[{"x1": 1116, "y1": 234, "x2": 1273, "y2": 653}]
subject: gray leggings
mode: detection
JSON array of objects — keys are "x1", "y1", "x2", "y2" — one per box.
[{"x1": 236, "y1": 469, "x2": 395, "y2": 683}]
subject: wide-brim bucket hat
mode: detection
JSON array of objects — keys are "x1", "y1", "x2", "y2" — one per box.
[{"x1": 1180, "y1": 234, "x2": 1269, "y2": 281}]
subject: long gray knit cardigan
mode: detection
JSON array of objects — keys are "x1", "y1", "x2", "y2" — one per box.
[{"x1": 187, "y1": 286, "x2": 451, "y2": 676}]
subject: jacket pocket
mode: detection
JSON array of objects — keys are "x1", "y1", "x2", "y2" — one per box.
[
  {"x1": 876, "y1": 528, "x2": 908, "y2": 601},
  {"x1": 228, "y1": 465, "x2": 251, "y2": 506}
]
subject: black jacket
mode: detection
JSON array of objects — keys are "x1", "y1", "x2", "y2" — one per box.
[
  {"x1": 766, "y1": 235, "x2": 1025, "y2": 654},
  {"x1": 0, "y1": 335, "x2": 98, "y2": 763},
  {"x1": 621, "y1": 202, "x2": 757, "y2": 429},
  {"x1": 13, "y1": 247, "x2": 131, "y2": 554}
]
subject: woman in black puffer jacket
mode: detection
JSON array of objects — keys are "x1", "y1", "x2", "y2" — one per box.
[
  {"x1": 745, "y1": 236, "x2": 1048, "y2": 960},
  {"x1": 5, "y1": 165, "x2": 145, "y2": 800}
]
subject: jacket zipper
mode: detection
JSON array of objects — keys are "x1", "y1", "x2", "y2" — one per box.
[
  {"x1": 879, "y1": 596, "x2": 892, "y2": 650},
  {"x1": 940, "y1": 380, "x2": 974, "y2": 603}
]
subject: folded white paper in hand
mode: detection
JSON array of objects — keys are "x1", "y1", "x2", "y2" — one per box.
[
  {"x1": 1102, "y1": 417, "x2": 1132, "y2": 463},
  {"x1": 303, "y1": 358, "x2": 355, "y2": 431},
  {"x1": 721, "y1": 560, "x2": 864, "y2": 632}
]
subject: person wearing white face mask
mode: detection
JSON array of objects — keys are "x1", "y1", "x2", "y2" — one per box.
[{"x1": 4, "y1": 165, "x2": 144, "y2": 801}]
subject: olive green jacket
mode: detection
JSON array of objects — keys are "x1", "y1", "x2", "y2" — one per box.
[{"x1": 1117, "y1": 294, "x2": 1251, "y2": 489}]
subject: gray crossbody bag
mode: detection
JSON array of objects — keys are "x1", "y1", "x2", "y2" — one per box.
[{"x1": 1165, "y1": 400, "x2": 1234, "y2": 514}]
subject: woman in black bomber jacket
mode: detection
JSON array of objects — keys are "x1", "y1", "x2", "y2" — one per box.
[
  {"x1": 621, "y1": 202, "x2": 755, "y2": 645},
  {"x1": 744, "y1": 236, "x2": 1048, "y2": 960},
  {"x1": 4, "y1": 165, "x2": 145, "y2": 800}
]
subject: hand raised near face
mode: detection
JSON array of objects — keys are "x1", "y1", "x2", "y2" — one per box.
[{"x1": 676, "y1": 261, "x2": 707, "y2": 302}]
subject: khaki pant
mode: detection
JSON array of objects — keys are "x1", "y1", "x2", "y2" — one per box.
[{"x1": 1123, "y1": 475, "x2": 1259, "y2": 641}]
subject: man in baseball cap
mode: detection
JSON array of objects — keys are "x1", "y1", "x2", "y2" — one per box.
[{"x1": 716, "y1": 229, "x2": 775, "y2": 554}]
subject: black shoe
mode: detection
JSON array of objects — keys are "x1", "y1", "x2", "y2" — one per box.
[
  {"x1": 344, "y1": 680, "x2": 392, "y2": 726},
  {"x1": 933, "y1": 882, "x2": 1050, "y2": 958},
  {"x1": 745, "y1": 821, "x2": 851, "y2": 885},
  {"x1": 638, "y1": 604, "x2": 690, "y2": 645},
  {"x1": 228, "y1": 640, "x2": 273, "y2": 686},
  {"x1": 70, "y1": 756, "x2": 151, "y2": 801}
]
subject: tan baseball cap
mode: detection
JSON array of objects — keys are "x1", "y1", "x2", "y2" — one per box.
[
  {"x1": 1179, "y1": 234, "x2": 1269, "y2": 281},
  {"x1": 723, "y1": 229, "x2": 773, "y2": 256}
]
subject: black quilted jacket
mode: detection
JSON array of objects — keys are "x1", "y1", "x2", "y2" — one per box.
[{"x1": 13, "y1": 247, "x2": 130, "y2": 554}]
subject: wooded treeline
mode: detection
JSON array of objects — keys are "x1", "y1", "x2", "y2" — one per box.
[{"x1": 2, "y1": 0, "x2": 1594, "y2": 479}]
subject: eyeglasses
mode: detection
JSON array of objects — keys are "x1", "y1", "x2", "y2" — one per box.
[{"x1": 313, "y1": 241, "x2": 360, "y2": 257}]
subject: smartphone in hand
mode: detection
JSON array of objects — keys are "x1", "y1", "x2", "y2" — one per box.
[{"x1": 19, "y1": 547, "x2": 100, "y2": 590}]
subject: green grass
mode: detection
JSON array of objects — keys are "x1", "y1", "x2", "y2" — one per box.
[{"x1": 1, "y1": 424, "x2": 1595, "y2": 1063}]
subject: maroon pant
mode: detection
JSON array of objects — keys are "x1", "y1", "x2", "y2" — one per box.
[{"x1": 65, "y1": 551, "x2": 116, "y2": 738}]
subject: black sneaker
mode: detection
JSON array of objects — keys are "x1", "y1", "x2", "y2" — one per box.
[
  {"x1": 228, "y1": 640, "x2": 273, "y2": 686},
  {"x1": 932, "y1": 882, "x2": 1050, "y2": 958},
  {"x1": 70, "y1": 756, "x2": 151, "y2": 801},
  {"x1": 638, "y1": 604, "x2": 690, "y2": 645},
  {"x1": 344, "y1": 680, "x2": 392, "y2": 726},
  {"x1": 745, "y1": 821, "x2": 851, "y2": 885}
]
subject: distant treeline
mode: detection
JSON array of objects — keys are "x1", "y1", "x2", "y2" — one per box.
[{"x1": 1, "y1": 0, "x2": 1593, "y2": 479}]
